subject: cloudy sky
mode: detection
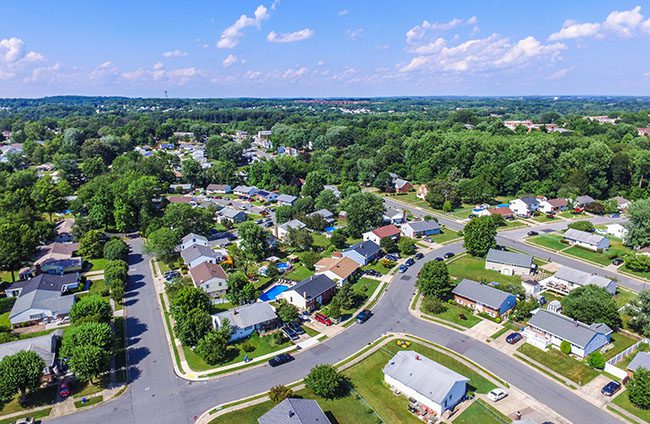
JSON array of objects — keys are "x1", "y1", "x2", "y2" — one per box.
[{"x1": 2, "y1": 0, "x2": 650, "y2": 97}]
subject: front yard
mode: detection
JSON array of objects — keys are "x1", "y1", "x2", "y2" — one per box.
[
  {"x1": 447, "y1": 255, "x2": 521, "y2": 286},
  {"x1": 611, "y1": 391, "x2": 650, "y2": 423},
  {"x1": 424, "y1": 301, "x2": 482, "y2": 329},
  {"x1": 529, "y1": 234, "x2": 566, "y2": 251},
  {"x1": 516, "y1": 344, "x2": 599, "y2": 385},
  {"x1": 362, "y1": 261, "x2": 393, "y2": 275},
  {"x1": 425, "y1": 228, "x2": 460, "y2": 244},
  {"x1": 454, "y1": 399, "x2": 511, "y2": 424}
]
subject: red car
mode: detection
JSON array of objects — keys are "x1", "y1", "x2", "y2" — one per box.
[
  {"x1": 314, "y1": 313, "x2": 332, "y2": 326},
  {"x1": 59, "y1": 383, "x2": 71, "y2": 398}
]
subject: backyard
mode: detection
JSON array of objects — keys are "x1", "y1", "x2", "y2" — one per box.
[
  {"x1": 284, "y1": 265, "x2": 314, "y2": 281},
  {"x1": 517, "y1": 344, "x2": 599, "y2": 385},
  {"x1": 603, "y1": 332, "x2": 640, "y2": 361},
  {"x1": 447, "y1": 255, "x2": 522, "y2": 285}
]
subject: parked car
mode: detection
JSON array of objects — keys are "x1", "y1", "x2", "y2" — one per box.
[
  {"x1": 505, "y1": 332, "x2": 523, "y2": 345},
  {"x1": 443, "y1": 252, "x2": 455, "y2": 259},
  {"x1": 434, "y1": 257, "x2": 444, "y2": 262},
  {"x1": 487, "y1": 388, "x2": 508, "y2": 402},
  {"x1": 398, "y1": 265, "x2": 409, "y2": 273},
  {"x1": 609, "y1": 213, "x2": 621, "y2": 218},
  {"x1": 264, "y1": 221, "x2": 273, "y2": 228},
  {"x1": 314, "y1": 313, "x2": 332, "y2": 326},
  {"x1": 281, "y1": 326, "x2": 299, "y2": 340},
  {"x1": 163, "y1": 270, "x2": 180, "y2": 282},
  {"x1": 415, "y1": 252, "x2": 424, "y2": 260},
  {"x1": 527, "y1": 230, "x2": 539, "y2": 236},
  {"x1": 612, "y1": 258, "x2": 624, "y2": 266},
  {"x1": 422, "y1": 237, "x2": 433, "y2": 243},
  {"x1": 12, "y1": 418, "x2": 35, "y2": 424},
  {"x1": 405, "y1": 258, "x2": 415, "y2": 266},
  {"x1": 268, "y1": 353, "x2": 294, "y2": 367},
  {"x1": 287, "y1": 322, "x2": 305, "y2": 335},
  {"x1": 364, "y1": 269, "x2": 382, "y2": 277},
  {"x1": 59, "y1": 382, "x2": 71, "y2": 398},
  {"x1": 255, "y1": 219, "x2": 263, "y2": 224},
  {"x1": 356, "y1": 310, "x2": 372, "y2": 324},
  {"x1": 384, "y1": 254, "x2": 399, "y2": 262},
  {"x1": 601, "y1": 381, "x2": 621, "y2": 397}
]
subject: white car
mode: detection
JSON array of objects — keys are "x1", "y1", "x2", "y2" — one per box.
[{"x1": 487, "y1": 388, "x2": 508, "y2": 402}]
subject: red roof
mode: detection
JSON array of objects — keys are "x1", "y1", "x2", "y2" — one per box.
[
  {"x1": 372, "y1": 224, "x2": 401, "y2": 238},
  {"x1": 488, "y1": 207, "x2": 514, "y2": 216}
]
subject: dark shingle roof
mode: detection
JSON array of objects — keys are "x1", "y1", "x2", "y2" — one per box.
[
  {"x1": 345, "y1": 240, "x2": 381, "y2": 259},
  {"x1": 290, "y1": 274, "x2": 336, "y2": 300},
  {"x1": 527, "y1": 309, "x2": 611, "y2": 348},
  {"x1": 452, "y1": 279, "x2": 514, "y2": 310}
]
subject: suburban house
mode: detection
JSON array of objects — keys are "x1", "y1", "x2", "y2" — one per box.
[
  {"x1": 258, "y1": 398, "x2": 331, "y2": 424},
  {"x1": 233, "y1": 185, "x2": 259, "y2": 197},
  {"x1": 452, "y1": 279, "x2": 517, "y2": 319},
  {"x1": 276, "y1": 194, "x2": 298, "y2": 206},
  {"x1": 169, "y1": 183, "x2": 193, "y2": 193},
  {"x1": 218, "y1": 207, "x2": 248, "y2": 224},
  {"x1": 539, "y1": 198, "x2": 569, "y2": 214},
  {"x1": 257, "y1": 130, "x2": 272, "y2": 139},
  {"x1": 383, "y1": 350, "x2": 469, "y2": 417},
  {"x1": 394, "y1": 178, "x2": 413, "y2": 193},
  {"x1": 383, "y1": 208, "x2": 405, "y2": 224},
  {"x1": 205, "y1": 184, "x2": 232, "y2": 194},
  {"x1": 7, "y1": 273, "x2": 80, "y2": 326},
  {"x1": 400, "y1": 220, "x2": 441, "y2": 238},
  {"x1": 307, "y1": 209, "x2": 334, "y2": 224},
  {"x1": 540, "y1": 266, "x2": 616, "y2": 295},
  {"x1": 180, "y1": 233, "x2": 208, "y2": 250},
  {"x1": 362, "y1": 224, "x2": 401, "y2": 245},
  {"x1": 256, "y1": 190, "x2": 278, "y2": 203},
  {"x1": 180, "y1": 245, "x2": 225, "y2": 269},
  {"x1": 638, "y1": 128, "x2": 650, "y2": 137},
  {"x1": 509, "y1": 197, "x2": 540, "y2": 217},
  {"x1": 522, "y1": 280, "x2": 542, "y2": 296},
  {"x1": 605, "y1": 223, "x2": 628, "y2": 240},
  {"x1": 416, "y1": 184, "x2": 429, "y2": 200},
  {"x1": 314, "y1": 256, "x2": 360, "y2": 286},
  {"x1": 627, "y1": 352, "x2": 650, "y2": 378},
  {"x1": 212, "y1": 302, "x2": 278, "y2": 342},
  {"x1": 563, "y1": 228, "x2": 610, "y2": 251},
  {"x1": 488, "y1": 207, "x2": 515, "y2": 220},
  {"x1": 277, "y1": 219, "x2": 307, "y2": 241},
  {"x1": 485, "y1": 248, "x2": 534, "y2": 276},
  {"x1": 610, "y1": 196, "x2": 631, "y2": 211},
  {"x1": 575, "y1": 195, "x2": 596, "y2": 208},
  {"x1": 189, "y1": 262, "x2": 228, "y2": 300},
  {"x1": 342, "y1": 240, "x2": 382, "y2": 266},
  {"x1": 33, "y1": 242, "x2": 79, "y2": 268},
  {"x1": 39, "y1": 257, "x2": 83, "y2": 275},
  {"x1": 323, "y1": 185, "x2": 341, "y2": 198},
  {"x1": 0, "y1": 331, "x2": 63, "y2": 379},
  {"x1": 278, "y1": 274, "x2": 337, "y2": 311},
  {"x1": 524, "y1": 309, "x2": 612, "y2": 359},
  {"x1": 54, "y1": 218, "x2": 74, "y2": 243}
]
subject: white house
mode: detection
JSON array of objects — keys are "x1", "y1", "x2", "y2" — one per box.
[
  {"x1": 233, "y1": 185, "x2": 259, "y2": 197},
  {"x1": 485, "y1": 248, "x2": 534, "y2": 276},
  {"x1": 218, "y1": 207, "x2": 247, "y2": 224},
  {"x1": 540, "y1": 266, "x2": 616, "y2": 295},
  {"x1": 180, "y1": 245, "x2": 226, "y2": 269},
  {"x1": 383, "y1": 350, "x2": 469, "y2": 417},
  {"x1": 180, "y1": 233, "x2": 208, "y2": 251},
  {"x1": 362, "y1": 224, "x2": 400, "y2": 246},
  {"x1": 400, "y1": 220, "x2": 441, "y2": 238},
  {"x1": 563, "y1": 229, "x2": 610, "y2": 251},
  {"x1": 277, "y1": 219, "x2": 306, "y2": 241},
  {"x1": 605, "y1": 223, "x2": 627, "y2": 240},
  {"x1": 383, "y1": 208, "x2": 405, "y2": 224},
  {"x1": 212, "y1": 302, "x2": 278, "y2": 342},
  {"x1": 538, "y1": 198, "x2": 568, "y2": 214},
  {"x1": 205, "y1": 184, "x2": 232, "y2": 194},
  {"x1": 276, "y1": 194, "x2": 298, "y2": 206},
  {"x1": 188, "y1": 262, "x2": 228, "y2": 300},
  {"x1": 509, "y1": 197, "x2": 540, "y2": 217}
]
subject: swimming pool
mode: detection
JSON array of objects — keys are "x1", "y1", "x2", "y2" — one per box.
[
  {"x1": 259, "y1": 284, "x2": 289, "y2": 302},
  {"x1": 496, "y1": 203, "x2": 509, "y2": 208},
  {"x1": 324, "y1": 226, "x2": 337, "y2": 233},
  {"x1": 277, "y1": 262, "x2": 291, "y2": 272}
]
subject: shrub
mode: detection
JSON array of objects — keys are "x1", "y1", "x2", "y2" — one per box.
[
  {"x1": 269, "y1": 385, "x2": 293, "y2": 404},
  {"x1": 304, "y1": 364, "x2": 347, "y2": 399},
  {"x1": 69, "y1": 295, "x2": 112, "y2": 324},
  {"x1": 587, "y1": 351, "x2": 605, "y2": 369},
  {"x1": 195, "y1": 331, "x2": 228, "y2": 365},
  {"x1": 241, "y1": 342, "x2": 256, "y2": 353},
  {"x1": 560, "y1": 340, "x2": 571, "y2": 354},
  {"x1": 421, "y1": 296, "x2": 448, "y2": 314},
  {"x1": 627, "y1": 368, "x2": 650, "y2": 409},
  {"x1": 272, "y1": 331, "x2": 287, "y2": 346}
]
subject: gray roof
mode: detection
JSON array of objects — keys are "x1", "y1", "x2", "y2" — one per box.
[
  {"x1": 289, "y1": 274, "x2": 336, "y2": 300},
  {"x1": 181, "y1": 233, "x2": 207, "y2": 245},
  {"x1": 628, "y1": 352, "x2": 650, "y2": 372},
  {"x1": 8, "y1": 274, "x2": 79, "y2": 324},
  {"x1": 383, "y1": 350, "x2": 469, "y2": 404},
  {"x1": 258, "y1": 398, "x2": 330, "y2": 424},
  {"x1": 180, "y1": 244, "x2": 219, "y2": 263},
  {"x1": 394, "y1": 178, "x2": 410, "y2": 189},
  {"x1": 611, "y1": 196, "x2": 630, "y2": 206},
  {"x1": 206, "y1": 184, "x2": 230, "y2": 191},
  {"x1": 308, "y1": 209, "x2": 333, "y2": 219},
  {"x1": 554, "y1": 266, "x2": 614, "y2": 290},
  {"x1": 563, "y1": 228, "x2": 608, "y2": 246},
  {"x1": 405, "y1": 220, "x2": 441, "y2": 233},
  {"x1": 213, "y1": 302, "x2": 277, "y2": 329},
  {"x1": 0, "y1": 332, "x2": 59, "y2": 367},
  {"x1": 220, "y1": 207, "x2": 246, "y2": 219},
  {"x1": 384, "y1": 207, "x2": 402, "y2": 218},
  {"x1": 486, "y1": 248, "x2": 533, "y2": 269},
  {"x1": 277, "y1": 194, "x2": 298, "y2": 204},
  {"x1": 279, "y1": 219, "x2": 306, "y2": 232},
  {"x1": 527, "y1": 310, "x2": 611, "y2": 348},
  {"x1": 576, "y1": 195, "x2": 596, "y2": 205},
  {"x1": 520, "y1": 196, "x2": 540, "y2": 206},
  {"x1": 345, "y1": 240, "x2": 381, "y2": 259},
  {"x1": 452, "y1": 279, "x2": 515, "y2": 310}
]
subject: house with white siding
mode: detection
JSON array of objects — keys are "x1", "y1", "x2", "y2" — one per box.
[{"x1": 563, "y1": 229, "x2": 610, "y2": 251}]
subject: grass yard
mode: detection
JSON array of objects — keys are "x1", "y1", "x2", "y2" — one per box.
[
  {"x1": 531, "y1": 214, "x2": 559, "y2": 223},
  {"x1": 87, "y1": 258, "x2": 110, "y2": 272},
  {"x1": 490, "y1": 322, "x2": 520, "y2": 340},
  {"x1": 183, "y1": 331, "x2": 293, "y2": 372},
  {"x1": 611, "y1": 391, "x2": 650, "y2": 423},
  {"x1": 622, "y1": 266, "x2": 650, "y2": 281},
  {"x1": 447, "y1": 255, "x2": 521, "y2": 285},
  {"x1": 563, "y1": 245, "x2": 623, "y2": 267},
  {"x1": 0, "y1": 312, "x2": 10, "y2": 331},
  {"x1": 425, "y1": 302, "x2": 482, "y2": 328},
  {"x1": 497, "y1": 220, "x2": 527, "y2": 230},
  {"x1": 362, "y1": 261, "x2": 393, "y2": 275},
  {"x1": 284, "y1": 265, "x2": 314, "y2": 281},
  {"x1": 559, "y1": 211, "x2": 585, "y2": 219},
  {"x1": 529, "y1": 234, "x2": 566, "y2": 251},
  {"x1": 614, "y1": 288, "x2": 638, "y2": 309},
  {"x1": 354, "y1": 277, "x2": 381, "y2": 300},
  {"x1": 89, "y1": 279, "x2": 109, "y2": 296},
  {"x1": 311, "y1": 233, "x2": 330, "y2": 248},
  {"x1": 603, "y1": 332, "x2": 641, "y2": 361},
  {"x1": 74, "y1": 395, "x2": 103, "y2": 408},
  {"x1": 517, "y1": 344, "x2": 599, "y2": 385},
  {"x1": 425, "y1": 229, "x2": 460, "y2": 244},
  {"x1": 615, "y1": 343, "x2": 649, "y2": 370},
  {"x1": 0, "y1": 407, "x2": 52, "y2": 424},
  {"x1": 454, "y1": 399, "x2": 511, "y2": 424},
  {"x1": 0, "y1": 385, "x2": 57, "y2": 416}
]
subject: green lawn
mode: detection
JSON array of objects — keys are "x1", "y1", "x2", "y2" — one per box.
[
  {"x1": 312, "y1": 233, "x2": 330, "y2": 248},
  {"x1": 425, "y1": 228, "x2": 460, "y2": 244},
  {"x1": 183, "y1": 331, "x2": 293, "y2": 372},
  {"x1": 362, "y1": 261, "x2": 393, "y2": 275},
  {"x1": 0, "y1": 407, "x2": 52, "y2": 424},
  {"x1": 616, "y1": 343, "x2": 649, "y2": 370},
  {"x1": 497, "y1": 220, "x2": 527, "y2": 230},
  {"x1": 284, "y1": 265, "x2": 314, "y2": 281},
  {"x1": 531, "y1": 214, "x2": 559, "y2": 223},
  {"x1": 89, "y1": 279, "x2": 109, "y2": 296},
  {"x1": 559, "y1": 211, "x2": 585, "y2": 219},
  {"x1": 425, "y1": 302, "x2": 482, "y2": 328},
  {"x1": 87, "y1": 258, "x2": 110, "y2": 272},
  {"x1": 447, "y1": 255, "x2": 521, "y2": 285},
  {"x1": 490, "y1": 322, "x2": 519, "y2": 340},
  {"x1": 614, "y1": 288, "x2": 638, "y2": 309},
  {"x1": 529, "y1": 234, "x2": 566, "y2": 251},
  {"x1": 603, "y1": 332, "x2": 641, "y2": 361},
  {"x1": 0, "y1": 312, "x2": 10, "y2": 331},
  {"x1": 74, "y1": 395, "x2": 103, "y2": 408},
  {"x1": 611, "y1": 391, "x2": 650, "y2": 423},
  {"x1": 454, "y1": 399, "x2": 511, "y2": 424},
  {"x1": 517, "y1": 344, "x2": 599, "y2": 385},
  {"x1": 622, "y1": 266, "x2": 650, "y2": 281},
  {"x1": 0, "y1": 385, "x2": 57, "y2": 416},
  {"x1": 354, "y1": 277, "x2": 381, "y2": 300}
]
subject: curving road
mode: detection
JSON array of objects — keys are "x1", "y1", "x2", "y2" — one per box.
[{"x1": 46, "y1": 234, "x2": 624, "y2": 424}]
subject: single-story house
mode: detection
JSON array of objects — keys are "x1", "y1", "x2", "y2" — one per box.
[
  {"x1": 233, "y1": 185, "x2": 259, "y2": 197},
  {"x1": 39, "y1": 257, "x2": 83, "y2": 275},
  {"x1": 342, "y1": 240, "x2": 382, "y2": 266},
  {"x1": 7, "y1": 273, "x2": 80, "y2": 326},
  {"x1": 362, "y1": 224, "x2": 401, "y2": 246},
  {"x1": 638, "y1": 128, "x2": 650, "y2": 137},
  {"x1": 610, "y1": 196, "x2": 630, "y2": 211},
  {"x1": 180, "y1": 245, "x2": 225, "y2": 269},
  {"x1": 256, "y1": 190, "x2": 278, "y2": 203},
  {"x1": 277, "y1": 219, "x2": 307, "y2": 241},
  {"x1": 180, "y1": 233, "x2": 208, "y2": 250},
  {"x1": 276, "y1": 194, "x2": 298, "y2": 206},
  {"x1": 524, "y1": 309, "x2": 612, "y2": 359},
  {"x1": 563, "y1": 228, "x2": 610, "y2": 251},
  {"x1": 189, "y1": 262, "x2": 228, "y2": 300},
  {"x1": 33, "y1": 242, "x2": 79, "y2": 268},
  {"x1": 205, "y1": 184, "x2": 232, "y2": 194},
  {"x1": 627, "y1": 352, "x2": 650, "y2": 379},
  {"x1": 169, "y1": 183, "x2": 193, "y2": 193},
  {"x1": 539, "y1": 198, "x2": 569, "y2": 214},
  {"x1": 323, "y1": 185, "x2": 341, "y2": 198},
  {"x1": 452, "y1": 279, "x2": 517, "y2": 318},
  {"x1": 54, "y1": 218, "x2": 74, "y2": 243},
  {"x1": 258, "y1": 398, "x2": 331, "y2": 424},
  {"x1": 0, "y1": 331, "x2": 63, "y2": 378},
  {"x1": 383, "y1": 350, "x2": 469, "y2": 417},
  {"x1": 167, "y1": 196, "x2": 194, "y2": 204},
  {"x1": 509, "y1": 197, "x2": 540, "y2": 217},
  {"x1": 488, "y1": 207, "x2": 515, "y2": 220},
  {"x1": 485, "y1": 248, "x2": 534, "y2": 276},
  {"x1": 540, "y1": 266, "x2": 616, "y2": 295},
  {"x1": 212, "y1": 302, "x2": 278, "y2": 342},
  {"x1": 218, "y1": 207, "x2": 248, "y2": 224},
  {"x1": 400, "y1": 220, "x2": 441, "y2": 238},
  {"x1": 383, "y1": 208, "x2": 405, "y2": 224},
  {"x1": 307, "y1": 209, "x2": 334, "y2": 223},
  {"x1": 314, "y1": 256, "x2": 360, "y2": 286},
  {"x1": 278, "y1": 274, "x2": 337, "y2": 311},
  {"x1": 575, "y1": 195, "x2": 596, "y2": 208},
  {"x1": 394, "y1": 178, "x2": 413, "y2": 193},
  {"x1": 605, "y1": 223, "x2": 628, "y2": 240},
  {"x1": 416, "y1": 184, "x2": 429, "y2": 200}
]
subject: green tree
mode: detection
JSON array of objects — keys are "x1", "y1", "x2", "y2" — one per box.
[
  {"x1": 625, "y1": 290, "x2": 650, "y2": 336},
  {"x1": 0, "y1": 221, "x2": 38, "y2": 281},
  {"x1": 300, "y1": 250, "x2": 321, "y2": 270},
  {"x1": 587, "y1": 351, "x2": 605, "y2": 369},
  {"x1": 568, "y1": 220, "x2": 595, "y2": 232},
  {"x1": 304, "y1": 364, "x2": 346, "y2": 399},
  {"x1": 275, "y1": 206, "x2": 295, "y2": 224},
  {"x1": 276, "y1": 300, "x2": 299, "y2": 323},
  {"x1": 398, "y1": 237, "x2": 416, "y2": 256},
  {"x1": 442, "y1": 200, "x2": 452, "y2": 213},
  {"x1": 421, "y1": 296, "x2": 448, "y2": 314},
  {"x1": 380, "y1": 237, "x2": 397, "y2": 253},
  {"x1": 625, "y1": 199, "x2": 650, "y2": 248},
  {"x1": 69, "y1": 295, "x2": 112, "y2": 324},
  {"x1": 31, "y1": 175, "x2": 67, "y2": 220},
  {"x1": 315, "y1": 190, "x2": 338, "y2": 212},
  {"x1": 625, "y1": 253, "x2": 650, "y2": 273},
  {"x1": 0, "y1": 351, "x2": 45, "y2": 404},
  {"x1": 463, "y1": 216, "x2": 497, "y2": 257},
  {"x1": 238, "y1": 222, "x2": 269, "y2": 260},
  {"x1": 67, "y1": 344, "x2": 110, "y2": 383},
  {"x1": 103, "y1": 237, "x2": 129, "y2": 261},
  {"x1": 161, "y1": 203, "x2": 213, "y2": 239},
  {"x1": 269, "y1": 385, "x2": 294, "y2": 404},
  {"x1": 301, "y1": 171, "x2": 325, "y2": 199},
  {"x1": 327, "y1": 296, "x2": 342, "y2": 320},
  {"x1": 215, "y1": 318, "x2": 232, "y2": 341},
  {"x1": 417, "y1": 261, "x2": 453, "y2": 299},
  {"x1": 104, "y1": 260, "x2": 128, "y2": 299},
  {"x1": 333, "y1": 282, "x2": 358, "y2": 310},
  {"x1": 78, "y1": 229, "x2": 104, "y2": 259},
  {"x1": 373, "y1": 171, "x2": 393, "y2": 192},
  {"x1": 627, "y1": 367, "x2": 650, "y2": 409},
  {"x1": 144, "y1": 227, "x2": 178, "y2": 262},
  {"x1": 343, "y1": 192, "x2": 384, "y2": 238},
  {"x1": 60, "y1": 322, "x2": 115, "y2": 374},
  {"x1": 511, "y1": 298, "x2": 538, "y2": 322},
  {"x1": 330, "y1": 230, "x2": 347, "y2": 249},
  {"x1": 113, "y1": 196, "x2": 137, "y2": 233},
  {"x1": 171, "y1": 286, "x2": 211, "y2": 318},
  {"x1": 286, "y1": 228, "x2": 313, "y2": 251},
  {"x1": 175, "y1": 309, "x2": 212, "y2": 346},
  {"x1": 561, "y1": 285, "x2": 621, "y2": 329},
  {"x1": 195, "y1": 331, "x2": 229, "y2": 365},
  {"x1": 226, "y1": 272, "x2": 258, "y2": 305}
]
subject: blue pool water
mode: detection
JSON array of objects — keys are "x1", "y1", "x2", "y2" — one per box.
[
  {"x1": 324, "y1": 226, "x2": 337, "y2": 233},
  {"x1": 277, "y1": 262, "x2": 291, "y2": 272},
  {"x1": 259, "y1": 284, "x2": 289, "y2": 301},
  {"x1": 496, "y1": 203, "x2": 509, "y2": 208}
]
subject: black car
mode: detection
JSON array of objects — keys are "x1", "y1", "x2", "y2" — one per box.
[
  {"x1": 356, "y1": 310, "x2": 372, "y2": 324},
  {"x1": 434, "y1": 257, "x2": 444, "y2": 261},
  {"x1": 415, "y1": 252, "x2": 424, "y2": 260},
  {"x1": 268, "y1": 353, "x2": 294, "y2": 367},
  {"x1": 527, "y1": 230, "x2": 539, "y2": 236},
  {"x1": 443, "y1": 252, "x2": 455, "y2": 259},
  {"x1": 505, "y1": 332, "x2": 523, "y2": 345},
  {"x1": 601, "y1": 381, "x2": 621, "y2": 397},
  {"x1": 612, "y1": 258, "x2": 624, "y2": 266},
  {"x1": 405, "y1": 258, "x2": 415, "y2": 267}
]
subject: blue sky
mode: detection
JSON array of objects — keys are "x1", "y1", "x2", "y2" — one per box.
[{"x1": 1, "y1": 1, "x2": 650, "y2": 97}]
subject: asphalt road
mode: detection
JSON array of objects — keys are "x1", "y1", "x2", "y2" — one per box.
[{"x1": 46, "y1": 236, "x2": 623, "y2": 424}]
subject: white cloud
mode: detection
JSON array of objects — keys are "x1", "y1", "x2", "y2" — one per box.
[
  {"x1": 644, "y1": 71, "x2": 650, "y2": 79},
  {"x1": 546, "y1": 67, "x2": 573, "y2": 80},
  {"x1": 122, "y1": 63, "x2": 203, "y2": 85},
  {"x1": 409, "y1": 37, "x2": 446, "y2": 54},
  {"x1": 0, "y1": 37, "x2": 45, "y2": 80},
  {"x1": 244, "y1": 70, "x2": 261, "y2": 79},
  {"x1": 549, "y1": 6, "x2": 650, "y2": 40},
  {"x1": 317, "y1": 60, "x2": 325, "y2": 66},
  {"x1": 406, "y1": 16, "x2": 477, "y2": 44},
  {"x1": 162, "y1": 49, "x2": 188, "y2": 58},
  {"x1": 271, "y1": 0, "x2": 280, "y2": 10},
  {"x1": 267, "y1": 28, "x2": 314, "y2": 43},
  {"x1": 346, "y1": 28, "x2": 364, "y2": 40},
  {"x1": 217, "y1": 5, "x2": 270, "y2": 49},
  {"x1": 338, "y1": 9, "x2": 349, "y2": 16},
  {"x1": 282, "y1": 66, "x2": 306, "y2": 80},
  {"x1": 222, "y1": 54, "x2": 238, "y2": 68}
]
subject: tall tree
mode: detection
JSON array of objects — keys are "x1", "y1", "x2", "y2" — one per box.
[
  {"x1": 0, "y1": 351, "x2": 45, "y2": 404},
  {"x1": 343, "y1": 192, "x2": 384, "y2": 238},
  {"x1": 562, "y1": 285, "x2": 622, "y2": 329},
  {"x1": 463, "y1": 216, "x2": 497, "y2": 257},
  {"x1": 238, "y1": 222, "x2": 269, "y2": 260},
  {"x1": 417, "y1": 261, "x2": 453, "y2": 299},
  {"x1": 625, "y1": 199, "x2": 650, "y2": 248}
]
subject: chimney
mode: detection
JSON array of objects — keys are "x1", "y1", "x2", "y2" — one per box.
[
  {"x1": 288, "y1": 411, "x2": 295, "y2": 418},
  {"x1": 303, "y1": 291, "x2": 308, "y2": 299}
]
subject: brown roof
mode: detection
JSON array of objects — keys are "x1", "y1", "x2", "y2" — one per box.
[
  {"x1": 168, "y1": 196, "x2": 193, "y2": 204},
  {"x1": 372, "y1": 224, "x2": 401, "y2": 238},
  {"x1": 315, "y1": 257, "x2": 359, "y2": 280},
  {"x1": 56, "y1": 218, "x2": 74, "y2": 235},
  {"x1": 546, "y1": 198, "x2": 568, "y2": 207},
  {"x1": 33, "y1": 242, "x2": 79, "y2": 265},
  {"x1": 488, "y1": 207, "x2": 514, "y2": 216},
  {"x1": 189, "y1": 262, "x2": 228, "y2": 286}
]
